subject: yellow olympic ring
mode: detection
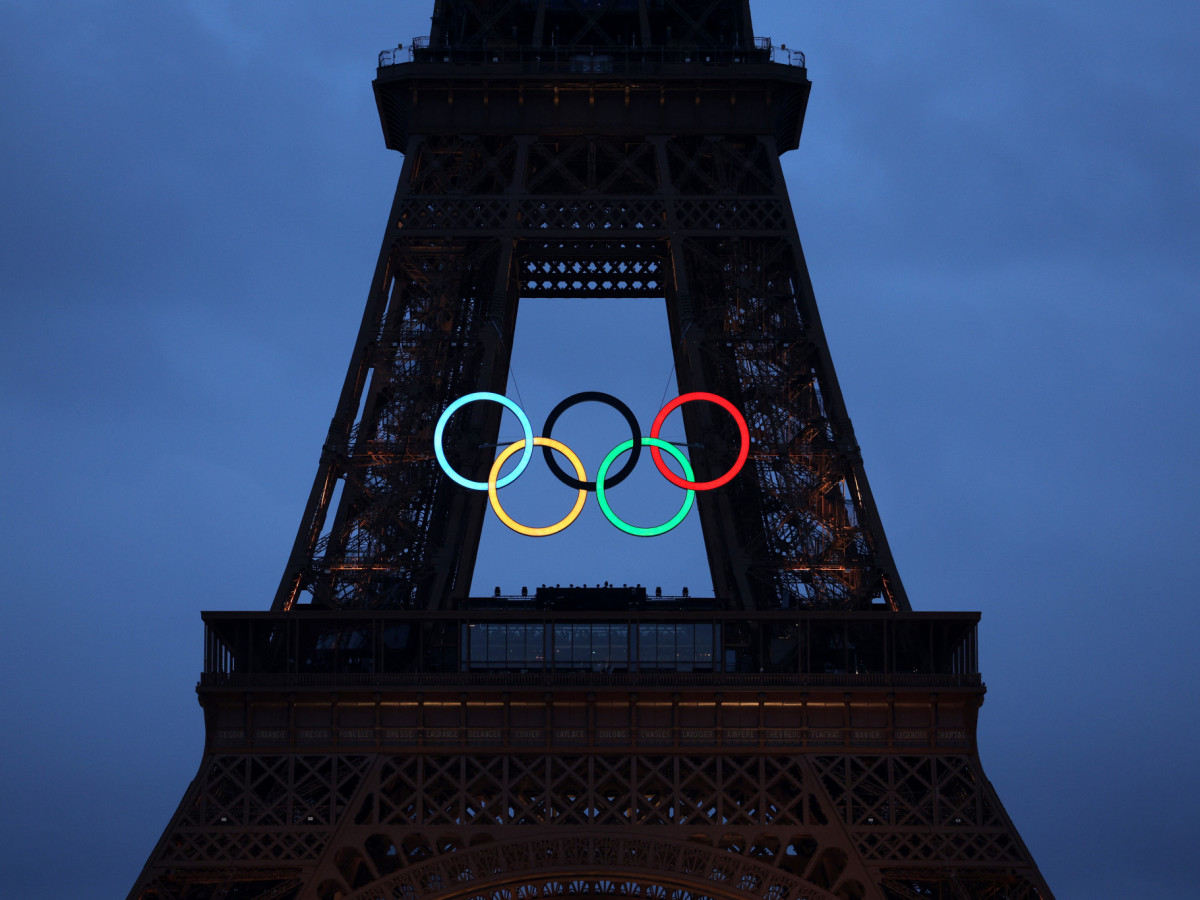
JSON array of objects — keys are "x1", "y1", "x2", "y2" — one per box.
[{"x1": 487, "y1": 437, "x2": 587, "y2": 537}]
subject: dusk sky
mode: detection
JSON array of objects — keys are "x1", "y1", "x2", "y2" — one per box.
[{"x1": 2, "y1": 2, "x2": 1198, "y2": 897}]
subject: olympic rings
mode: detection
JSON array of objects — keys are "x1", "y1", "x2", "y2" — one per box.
[
  {"x1": 541, "y1": 391, "x2": 641, "y2": 491},
  {"x1": 596, "y1": 437, "x2": 695, "y2": 537},
  {"x1": 433, "y1": 391, "x2": 749, "y2": 537},
  {"x1": 649, "y1": 392, "x2": 750, "y2": 491},
  {"x1": 488, "y1": 438, "x2": 587, "y2": 537},
  {"x1": 434, "y1": 392, "x2": 534, "y2": 490}
]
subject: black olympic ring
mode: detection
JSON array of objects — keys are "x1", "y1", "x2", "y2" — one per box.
[{"x1": 540, "y1": 391, "x2": 642, "y2": 491}]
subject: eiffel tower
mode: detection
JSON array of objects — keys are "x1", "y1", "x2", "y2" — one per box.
[{"x1": 130, "y1": 3, "x2": 1054, "y2": 898}]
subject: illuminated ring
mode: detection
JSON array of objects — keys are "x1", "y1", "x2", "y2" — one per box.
[
  {"x1": 541, "y1": 391, "x2": 642, "y2": 491},
  {"x1": 488, "y1": 438, "x2": 587, "y2": 537},
  {"x1": 434, "y1": 392, "x2": 534, "y2": 491},
  {"x1": 596, "y1": 437, "x2": 696, "y2": 537},
  {"x1": 649, "y1": 392, "x2": 749, "y2": 491}
]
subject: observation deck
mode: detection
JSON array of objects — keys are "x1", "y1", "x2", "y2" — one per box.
[
  {"x1": 201, "y1": 599, "x2": 980, "y2": 691},
  {"x1": 197, "y1": 599, "x2": 983, "y2": 756},
  {"x1": 372, "y1": 36, "x2": 811, "y2": 153}
]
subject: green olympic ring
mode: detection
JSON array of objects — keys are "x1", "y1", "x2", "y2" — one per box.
[{"x1": 595, "y1": 437, "x2": 697, "y2": 537}]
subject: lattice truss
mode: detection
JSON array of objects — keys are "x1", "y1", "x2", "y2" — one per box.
[
  {"x1": 277, "y1": 128, "x2": 902, "y2": 612},
  {"x1": 516, "y1": 136, "x2": 665, "y2": 298},
  {"x1": 661, "y1": 136, "x2": 894, "y2": 610},
  {"x1": 136, "y1": 751, "x2": 1045, "y2": 900},
  {"x1": 280, "y1": 135, "x2": 520, "y2": 610},
  {"x1": 679, "y1": 233, "x2": 875, "y2": 608},
  {"x1": 297, "y1": 239, "x2": 500, "y2": 608}
]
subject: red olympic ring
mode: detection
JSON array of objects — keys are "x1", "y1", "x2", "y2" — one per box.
[{"x1": 649, "y1": 392, "x2": 750, "y2": 491}]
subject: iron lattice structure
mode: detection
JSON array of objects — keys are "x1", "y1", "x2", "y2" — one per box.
[{"x1": 130, "y1": 3, "x2": 1054, "y2": 899}]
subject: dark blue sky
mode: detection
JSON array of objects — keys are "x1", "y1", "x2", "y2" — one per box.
[{"x1": 2, "y1": 2, "x2": 1197, "y2": 897}]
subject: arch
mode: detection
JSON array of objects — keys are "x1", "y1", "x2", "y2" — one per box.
[{"x1": 341, "y1": 834, "x2": 840, "y2": 900}]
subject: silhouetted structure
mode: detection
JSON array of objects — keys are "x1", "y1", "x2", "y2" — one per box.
[{"x1": 131, "y1": 3, "x2": 1053, "y2": 898}]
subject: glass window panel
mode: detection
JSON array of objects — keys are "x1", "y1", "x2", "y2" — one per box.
[
  {"x1": 332, "y1": 628, "x2": 368, "y2": 673},
  {"x1": 506, "y1": 624, "x2": 523, "y2": 666},
  {"x1": 487, "y1": 624, "x2": 507, "y2": 666},
  {"x1": 768, "y1": 624, "x2": 798, "y2": 672},
  {"x1": 526, "y1": 624, "x2": 545, "y2": 667},
  {"x1": 811, "y1": 622, "x2": 847, "y2": 674},
  {"x1": 382, "y1": 625, "x2": 416, "y2": 673},
  {"x1": 554, "y1": 624, "x2": 573, "y2": 667},
  {"x1": 383, "y1": 625, "x2": 411, "y2": 649},
  {"x1": 609, "y1": 624, "x2": 628, "y2": 666},
  {"x1": 658, "y1": 624, "x2": 675, "y2": 666},
  {"x1": 589, "y1": 624, "x2": 608, "y2": 670},
  {"x1": 573, "y1": 624, "x2": 591, "y2": 666},
  {"x1": 638, "y1": 624, "x2": 656, "y2": 668},
  {"x1": 695, "y1": 624, "x2": 714, "y2": 670},
  {"x1": 677, "y1": 624, "x2": 695, "y2": 664},
  {"x1": 468, "y1": 625, "x2": 486, "y2": 665}
]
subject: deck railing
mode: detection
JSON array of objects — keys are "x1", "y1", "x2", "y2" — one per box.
[
  {"x1": 377, "y1": 39, "x2": 804, "y2": 72},
  {"x1": 201, "y1": 606, "x2": 979, "y2": 682}
]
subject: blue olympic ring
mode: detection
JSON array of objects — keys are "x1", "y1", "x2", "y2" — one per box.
[{"x1": 433, "y1": 392, "x2": 534, "y2": 491}]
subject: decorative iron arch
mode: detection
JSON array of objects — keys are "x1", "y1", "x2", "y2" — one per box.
[{"x1": 340, "y1": 835, "x2": 841, "y2": 900}]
